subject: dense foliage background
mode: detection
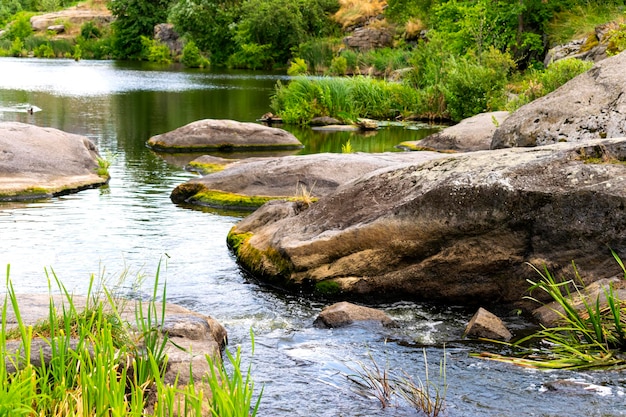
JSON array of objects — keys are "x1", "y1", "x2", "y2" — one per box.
[{"x1": 1, "y1": 0, "x2": 625, "y2": 120}]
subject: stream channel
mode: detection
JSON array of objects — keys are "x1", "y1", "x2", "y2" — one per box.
[{"x1": 0, "y1": 57, "x2": 625, "y2": 416}]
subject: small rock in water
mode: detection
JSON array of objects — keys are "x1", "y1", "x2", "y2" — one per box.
[{"x1": 464, "y1": 307, "x2": 512, "y2": 341}]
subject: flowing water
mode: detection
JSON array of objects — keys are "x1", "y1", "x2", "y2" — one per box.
[{"x1": 0, "y1": 57, "x2": 625, "y2": 416}]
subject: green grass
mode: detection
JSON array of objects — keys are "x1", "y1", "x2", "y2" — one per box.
[
  {"x1": 1, "y1": 263, "x2": 262, "y2": 416},
  {"x1": 546, "y1": 2, "x2": 626, "y2": 46},
  {"x1": 478, "y1": 251, "x2": 626, "y2": 370},
  {"x1": 271, "y1": 76, "x2": 420, "y2": 124}
]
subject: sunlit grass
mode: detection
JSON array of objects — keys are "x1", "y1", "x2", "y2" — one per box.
[
  {"x1": 478, "y1": 251, "x2": 626, "y2": 371},
  {"x1": 1, "y1": 263, "x2": 262, "y2": 416}
]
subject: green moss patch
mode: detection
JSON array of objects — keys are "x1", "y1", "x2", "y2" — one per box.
[
  {"x1": 0, "y1": 187, "x2": 51, "y2": 200},
  {"x1": 314, "y1": 280, "x2": 342, "y2": 296},
  {"x1": 577, "y1": 145, "x2": 626, "y2": 165},
  {"x1": 186, "y1": 161, "x2": 228, "y2": 175},
  {"x1": 192, "y1": 189, "x2": 277, "y2": 209}
]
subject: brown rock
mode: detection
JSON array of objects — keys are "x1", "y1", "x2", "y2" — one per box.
[
  {"x1": 464, "y1": 307, "x2": 512, "y2": 341},
  {"x1": 313, "y1": 301, "x2": 396, "y2": 328}
]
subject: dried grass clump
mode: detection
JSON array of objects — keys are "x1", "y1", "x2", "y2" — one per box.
[{"x1": 333, "y1": 0, "x2": 387, "y2": 29}]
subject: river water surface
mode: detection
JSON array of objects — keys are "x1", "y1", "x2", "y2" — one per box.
[{"x1": 0, "y1": 58, "x2": 625, "y2": 417}]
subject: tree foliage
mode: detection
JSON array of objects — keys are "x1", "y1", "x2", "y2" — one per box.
[
  {"x1": 108, "y1": 0, "x2": 173, "y2": 59},
  {"x1": 169, "y1": 0, "x2": 238, "y2": 65}
]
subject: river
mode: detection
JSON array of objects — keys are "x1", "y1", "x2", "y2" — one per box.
[{"x1": 0, "y1": 57, "x2": 624, "y2": 417}]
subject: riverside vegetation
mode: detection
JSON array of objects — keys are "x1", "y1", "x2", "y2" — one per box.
[
  {"x1": 1, "y1": 265, "x2": 262, "y2": 417},
  {"x1": 2, "y1": 0, "x2": 626, "y2": 121},
  {"x1": 479, "y1": 252, "x2": 626, "y2": 371}
]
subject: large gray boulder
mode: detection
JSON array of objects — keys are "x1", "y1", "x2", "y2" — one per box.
[
  {"x1": 147, "y1": 119, "x2": 303, "y2": 153},
  {"x1": 0, "y1": 122, "x2": 108, "y2": 201},
  {"x1": 228, "y1": 138, "x2": 626, "y2": 307},
  {"x1": 171, "y1": 151, "x2": 447, "y2": 209},
  {"x1": 492, "y1": 52, "x2": 626, "y2": 149}
]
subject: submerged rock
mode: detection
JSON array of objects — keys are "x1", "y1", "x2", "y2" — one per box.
[
  {"x1": 171, "y1": 151, "x2": 446, "y2": 209},
  {"x1": 492, "y1": 51, "x2": 626, "y2": 148},
  {"x1": 146, "y1": 119, "x2": 303, "y2": 153},
  {"x1": 228, "y1": 138, "x2": 626, "y2": 307},
  {"x1": 0, "y1": 122, "x2": 109, "y2": 201}
]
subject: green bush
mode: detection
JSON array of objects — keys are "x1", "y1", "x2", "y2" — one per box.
[
  {"x1": 329, "y1": 56, "x2": 347, "y2": 76},
  {"x1": 5, "y1": 12, "x2": 33, "y2": 41},
  {"x1": 80, "y1": 21, "x2": 102, "y2": 39},
  {"x1": 227, "y1": 42, "x2": 274, "y2": 70},
  {"x1": 442, "y1": 49, "x2": 515, "y2": 121},
  {"x1": 288, "y1": 57, "x2": 309, "y2": 75},
  {"x1": 181, "y1": 40, "x2": 209, "y2": 68},
  {"x1": 169, "y1": 0, "x2": 238, "y2": 65},
  {"x1": 34, "y1": 42, "x2": 55, "y2": 58},
  {"x1": 234, "y1": 0, "x2": 339, "y2": 66},
  {"x1": 293, "y1": 37, "x2": 341, "y2": 73},
  {"x1": 140, "y1": 36, "x2": 172, "y2": 64},
  {"x1": 506, "y1": 57, "x2": 593, "y2": 111}
]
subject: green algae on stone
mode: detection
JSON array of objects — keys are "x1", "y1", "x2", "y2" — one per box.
[
  {"x1": 0, "y1": 186, "x2": 51, "y2": 201},
  {"x1": 192, "y1": 190, "x2": 277, "y2": 209},
  {"x1": 314, "y1": 280, "x2": 342, "y2": 296},
  {"x1": 186, "y1": 161, "x2": 228, "y2": 175}
]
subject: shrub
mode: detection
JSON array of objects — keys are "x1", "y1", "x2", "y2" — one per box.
[
  {"x1": 329, "y1": 56, "x2": 347, "y2": 75},
  {"x1": 288, "y1": 57, "x2": 309, "y2": 75},
  {"x1": 294, "y1": 38, "x2": 341, "y2": 73},
  {"x1": 169, "y1": 0, "x2": 238, "y2": 65},
  {"x1": 506, "y1": 58, "x2": 593, "y2": 111},
  {"x1": 140, "y1": 36, "x2": 172, "y2": 64},
  {"x1": 5, "y1": 12, "x2": 33, "y2": 41},
  {"x1": 80, "y1": 21, "x2": 102, "y2": 40},
  {"x1": 181, "y1": 40, "x2": 209, "y2": 68},
  {"x1": 227, "y1": 42, "x2": 274, "y2": 70},
  {"x1": 34, "y1": 42, "x2": 55, "y2": 58}
]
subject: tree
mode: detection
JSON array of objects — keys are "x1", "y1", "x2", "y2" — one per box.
[
  {"x1": 169, "y1": 0, "x2": 239, "y2": 65},
  {"x1": 108, "y1": 0, "x2": 173, "y2": 59}
]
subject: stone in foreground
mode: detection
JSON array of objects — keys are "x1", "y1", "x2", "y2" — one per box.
[
  {"x1": 147, "y1": 119, "x2": 303, "y2": 152},
  {"x1": 313, "y1": 301, "x2": 396, "y2": 328},
  {"x1": 228, "y1": 139, "x2": 626, "y2": 307},
  {"x1": 0, "y1": 122, "x2": 109, "y2": 201},
  {"x1": 464, "y1": 307, "x2": 512, "y2": 341}
]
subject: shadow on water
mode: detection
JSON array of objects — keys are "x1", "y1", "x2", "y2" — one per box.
[{"x1": 1, "y1": 58, "x2": 625, "y2": 417}]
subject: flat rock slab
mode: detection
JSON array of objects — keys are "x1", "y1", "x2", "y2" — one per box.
[
  {"x1": 228, "y1": 138, "x2": 626, "y2": 307},
  {"x1": 147, "y1": 119, "x2": 303, "y2": 153},
  {"x1": 171, "y1": 151, "x2": 448, "y2": 209},
  {"x1": 0, "y1": 122, "x2": 108, "y2": 201}
]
